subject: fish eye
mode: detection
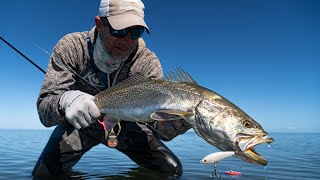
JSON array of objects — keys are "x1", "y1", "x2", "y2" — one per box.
[{"x1": 243, "y1": 120, "x2": 252, "y2": 128}]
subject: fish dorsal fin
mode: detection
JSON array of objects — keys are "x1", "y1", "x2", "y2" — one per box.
[{"x1": 164, "y1": 68, "x2": 196, "y2": 83}]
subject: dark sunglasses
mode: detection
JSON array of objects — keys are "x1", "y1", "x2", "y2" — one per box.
[{"x1": 101, "y1": 18, "x2": 145, "y2": 39}]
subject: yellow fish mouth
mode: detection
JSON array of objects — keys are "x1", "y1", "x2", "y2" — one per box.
[{"x1": 237, "y1": 136, "x2": 274, "y2": 166}]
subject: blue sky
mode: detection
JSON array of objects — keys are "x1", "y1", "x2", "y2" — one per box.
[{"x1": 0, "y1": 0, "x2": 319, "y2": 132}]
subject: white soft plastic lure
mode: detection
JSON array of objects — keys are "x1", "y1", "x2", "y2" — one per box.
[{"x1": 200, "y1": 151, "x2": 236, "y2": 164}]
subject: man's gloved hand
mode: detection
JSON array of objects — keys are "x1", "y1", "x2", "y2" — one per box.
[
  {"x1": 154, "y1": 119, "x2": 192, "y2": 141},
  {"x1": 59, "y1": 90, "x2": 101, "y2": 129}
]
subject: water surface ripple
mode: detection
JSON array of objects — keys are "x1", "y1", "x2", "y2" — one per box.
[{"x1": 0, "y1": 130, "x2": 319, "y2": 179}]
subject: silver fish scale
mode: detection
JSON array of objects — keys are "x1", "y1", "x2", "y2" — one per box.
[{"x1": 95, "y1": 79, "x2": 205, "y2": 122}]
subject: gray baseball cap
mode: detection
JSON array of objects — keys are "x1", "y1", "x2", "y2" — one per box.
[{"x1": 99, "y1": 0, "x2": 150, "y2": 33}]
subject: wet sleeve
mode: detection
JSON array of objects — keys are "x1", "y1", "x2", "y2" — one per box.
[
  {"x1": 37, "y1": 33, "x2": 84, "y2": 127},
  {"x1": 154, "y1": 119, "x2": 192, "y2": 141}
]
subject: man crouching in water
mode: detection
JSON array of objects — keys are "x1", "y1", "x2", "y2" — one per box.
[{"x1": 32, "y1": 0, "x2": 191, "y2": 177}]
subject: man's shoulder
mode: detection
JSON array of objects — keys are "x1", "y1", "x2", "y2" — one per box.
[
  {"x1": 60, "y1": 30, "x2": 89, "y2": 43},
  {"x1": 53, "y1": 29, "x2": 93, "y2": 54},
  {"x1": 128, "y1": 38, "x2": 162, "y2": 80},
  {"x1": 51, "y1": 29, "x2": 92, "y2": 68},
  {"x1": 57, "y1": 27, "x2": 97, "y2": 48}
]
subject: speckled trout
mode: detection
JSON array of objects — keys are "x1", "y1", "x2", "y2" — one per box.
[{"x1": 94, "y1": 69, "x2": 274, "y2": 166}]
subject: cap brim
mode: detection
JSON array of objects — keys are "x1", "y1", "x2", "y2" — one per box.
[{"x1": 107, "y1": 14, "x2": 150, "y2": 34}]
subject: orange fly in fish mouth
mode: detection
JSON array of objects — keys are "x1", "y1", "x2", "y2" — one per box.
[{"x1": 236, "y1": 136, "x2": 274, "y2": 166}]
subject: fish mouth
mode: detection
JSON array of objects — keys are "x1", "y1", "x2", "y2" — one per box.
[{"x1": 236, "y1": 135, "x2": 274, "y2": 166}]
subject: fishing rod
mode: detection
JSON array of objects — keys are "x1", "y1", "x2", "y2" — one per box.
[
  {"x1": 0, "y1": 35, "x2": 201, "y2": 159},
  {"x1": 0, "y1": 36, "x2": 46, "y2": 74},
  {"x1": 0, "y1": 35, "x2": 102, "y2": 92}
]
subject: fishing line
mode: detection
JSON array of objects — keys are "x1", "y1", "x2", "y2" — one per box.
[
  {"x1": 24, "y1": 35, "x2": 51, "y2": 56},
  {"x1": 24, "y1": 36, "x2": 102, "y2": 92},
  {"x1": 0, "y1": 36, "x2": 47, "y2": 74},
  {"x1": 0, "y1": 36, "x2": 102, "y2": 92}
]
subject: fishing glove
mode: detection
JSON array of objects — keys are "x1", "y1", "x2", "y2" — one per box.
[
  {"x1": 154, "y1": 119, "x2": 192, "y2": 141},
  {"x1": 59, "y1": 90, "x2": 101, "y2": 130}
]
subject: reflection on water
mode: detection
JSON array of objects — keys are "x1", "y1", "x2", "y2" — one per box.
[
  {"x1": 0, "y1": 130, "x2": 319, "y2": 180},
  {"x1": 32, "y1": 167, "x2": 176, "y2": 180},
  {"x1": 72, "y1": 167, "x2": 177, "y2": 180}
]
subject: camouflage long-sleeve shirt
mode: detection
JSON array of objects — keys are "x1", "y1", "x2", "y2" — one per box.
[{"x1": 37, "y1": 27, "x2": 162, "y2": 127}]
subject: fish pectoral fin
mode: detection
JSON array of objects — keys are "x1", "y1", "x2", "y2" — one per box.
[
  {"x1": 150, "y1": 112, "x2": 181, "y2": 121},
  {"x1": 150, "y1": 110, "x2": 194, "y2": 121}
]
